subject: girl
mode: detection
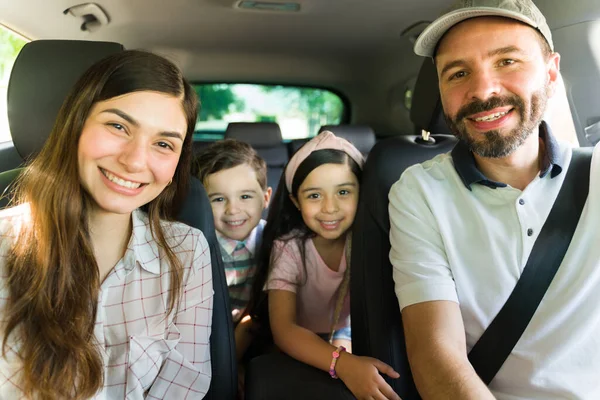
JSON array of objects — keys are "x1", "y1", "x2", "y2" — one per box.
[
  {"x1": 0, "y1": 50, "x2": 212, "y2": 399},
  {"x1": 249, "y1": 131, "x2": 400, "y2": 400}
]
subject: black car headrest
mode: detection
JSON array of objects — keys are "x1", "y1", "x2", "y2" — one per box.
[
  {"x1": 7, "y1": 40, "x2": 124, "y2": 160},
  {"x1": 410, "y1": 59, "x2": 452, "y2": 135},
  {"x1": 224, "y1": 122, "x2": 283, "y2": 147},
  {"x1": 319, "y1": 124, "x2": 376, "y2": 155}
]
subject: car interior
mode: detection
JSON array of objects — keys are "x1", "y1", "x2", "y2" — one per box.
[{"x1": 1, "y1": 0, "x2": 599, "y2": 399}]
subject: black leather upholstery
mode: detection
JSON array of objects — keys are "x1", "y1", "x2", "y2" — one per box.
[
  {"x1": 410, "y1": 59, "x2": 452, "y2": 135},
  {"x1": 177, "y1": 178, "x2": 237, "y2": 400},
  {"x1": 319, "y1": 124, "x2": 377, "y2": 155},
  {"x1": 350, "y1": 58, "x2": 458, "y2": 399},
  {"x1": 193, "y1": 140, "x2": 216, "y2": 156},
  {"x1": 225, "y1": 122, "x2": 283, "y2": 147},
  {"x1": 287, "y1": 138, "x2": 309, "y2": 156},
  {"x1": 0, "y1": 40, "x2": 237, "y2": 400},
  {"x1": 7, "y1": 40, "x2": 125, "y2": 161},
  {"x1": 246, "y1": 352, "x2": 354, "y2": 400},
  {"x1": 350, "y1": 135, "x2": 456, "y2": 399},
  {"x1": 225, "y1": 122, "x2": 288, "y2": 192},
  {"x1": 288, "y1": 124, "x2": 377, "y2": 158}
]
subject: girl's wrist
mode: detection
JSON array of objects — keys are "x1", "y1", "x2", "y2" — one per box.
[
  {"x1": 333, "y1": 349, "x2": 352, "y2": 380},
  {"x1": 329, "y1": 345, "x2": 346, "y2": 378}
]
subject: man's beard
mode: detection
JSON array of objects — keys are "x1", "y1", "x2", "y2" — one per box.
[{"x1": 444, "y1": 85, "x2": 549, "y2": 158}]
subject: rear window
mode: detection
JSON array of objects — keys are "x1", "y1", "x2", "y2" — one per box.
[
  {"x1": 193, "y1": 83, "x2": 346, "y2": 140},
  {"x1": 0, "y1": 25, "x2": 27, "y2": 143}
]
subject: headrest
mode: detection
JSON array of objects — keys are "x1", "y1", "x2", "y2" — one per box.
[
  {"x1": 409, "y1": 59, "x2": 452, "y2": 135},
  {"x1": 319, "y1": 124, "x2": 376, "y2": 154},
  {"x1": 224, "y1": 122, "x2": 283, "y2": 147},
  {"x1": 7, "y1": 40, "x2": 124, "y2": 160}
]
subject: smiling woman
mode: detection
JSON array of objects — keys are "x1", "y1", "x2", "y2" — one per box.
[
  {"x1": 78, "y1": 92, "x2": 187, "y2": 229},
  {"x1": 0, "y1": 50, "x2": 213, "y2": 399}
]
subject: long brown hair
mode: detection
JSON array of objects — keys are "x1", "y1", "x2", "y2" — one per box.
[{"x1": 1, "y1": 50, "x2": 198, "y2": 399}]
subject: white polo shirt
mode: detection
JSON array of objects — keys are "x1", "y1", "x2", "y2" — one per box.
[{"x1": 389, "y1": 122, "x2": 600, "y2": 399}]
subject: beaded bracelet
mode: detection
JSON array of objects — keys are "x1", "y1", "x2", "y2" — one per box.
[{"x1": 329, "y1": 345, "x2": 346, "y2": 379}]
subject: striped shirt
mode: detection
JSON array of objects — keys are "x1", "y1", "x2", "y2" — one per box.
[
  {"x1": 217, "y1": 219, "x2": 265, "y2": 318},
  {"x1": 0, "y1": 206, "x2": 213, "y2": 399}
]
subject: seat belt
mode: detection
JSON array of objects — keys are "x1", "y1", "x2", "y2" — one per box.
[{"x1": 467, "y1": 147, "x2": 593, "y2": 385}]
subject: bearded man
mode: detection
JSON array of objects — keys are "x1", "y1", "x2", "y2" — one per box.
[{"x1": 389, "y1": 1, "x2": 600, "y2": 399}]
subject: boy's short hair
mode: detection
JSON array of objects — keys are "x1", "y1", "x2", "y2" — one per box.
[{"x1": 194, "y1": 139, "x2": 268, "y2": 190}]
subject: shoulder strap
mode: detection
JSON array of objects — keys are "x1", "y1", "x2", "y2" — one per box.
[{"x1": 467, "y1": 147, "x2": 593, "y2": 385}]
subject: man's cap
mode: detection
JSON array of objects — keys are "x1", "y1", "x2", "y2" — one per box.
[{"x1": 414, "y1": 0, "x2": 553, "y2": 58}]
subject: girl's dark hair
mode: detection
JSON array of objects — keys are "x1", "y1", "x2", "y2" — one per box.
[
  {"x1": 2, "y1": 50, "x2": 197, "y2": 399},
  {"x1": 245, "y1": 148, "x2": 362, "y2": 329}
]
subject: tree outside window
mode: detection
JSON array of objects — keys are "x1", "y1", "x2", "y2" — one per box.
[
  {"x1": 0, "y1": 25, "x2": 27, "y2": 143},
  {"x1": 193, "y1": 83, "x2": 345, "y2": 140}
]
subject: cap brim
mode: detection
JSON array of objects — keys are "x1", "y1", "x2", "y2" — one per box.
[{"x1": 414, "y1": 7, "x2": 538, "y2": 57}]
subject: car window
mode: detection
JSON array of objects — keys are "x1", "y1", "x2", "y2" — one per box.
[
  {"x1": 193, "y1": 83, "x2": 346, "y2": 140},
  {"x1": 0, "y1": 25, "x2": 27, "y2": 143}
]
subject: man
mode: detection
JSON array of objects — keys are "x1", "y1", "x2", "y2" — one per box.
[{"x1": 389, "y1": 0, "x2": 599, "y2": 399}]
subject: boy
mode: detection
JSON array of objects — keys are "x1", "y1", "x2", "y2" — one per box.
[{"x1": 195, "y1": 139, "x2": 272, "y2": 323}]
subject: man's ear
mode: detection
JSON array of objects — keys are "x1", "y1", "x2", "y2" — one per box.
[
  {"x1": 546, "y1": 52, "x2": 561, "y2": 97},
  {"x1": 263, "y1": 187, "x2": 273, "y2": 209},
  {"x1": 289, "y1": 193, "x2": 300, "y2": 210}
]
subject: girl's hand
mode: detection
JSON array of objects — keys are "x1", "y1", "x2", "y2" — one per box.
[{"x1": 336, "y1": 353, "x2": 401, "y2": 400}]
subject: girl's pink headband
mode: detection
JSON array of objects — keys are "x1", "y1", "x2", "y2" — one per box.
[{"x1": 285, "y1": 131, "x2": 365, "y2": 193}]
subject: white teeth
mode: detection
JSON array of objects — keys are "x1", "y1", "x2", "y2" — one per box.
[
  {"x1": 321, "y1": 220, "x2": 339, "y2": 225},
  {"x1": 226, "y1": 220, "x2": 245, "y2": 226},
  {"x1": 102, "y1": 169, "x2": 142, "y2": 189},
  {"x1": 474, "y1": 111, "x2": 508, "y2": 122}
]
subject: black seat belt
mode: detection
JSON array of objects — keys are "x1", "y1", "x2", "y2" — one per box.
[{"x1": 467, "y1": 147, "x2": 593, "y2": 385}]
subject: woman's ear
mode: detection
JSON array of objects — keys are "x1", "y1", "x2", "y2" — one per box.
[{"x1": 289, "y1": 194, "x2": 300, "y2": 210}]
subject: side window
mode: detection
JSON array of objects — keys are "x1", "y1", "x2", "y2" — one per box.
[
  {"x1": 193, "y1": 84, "x2": 346, "y2": 140},
  {"x1": 544, "y1": 73, "x2": 579, "y2": 146},
  {"x1": 0, "y1": 25, "x2": 27, "y2": 143},
  {"x1": 401, "y1": 76, "x2": 417, "y2": 112}
]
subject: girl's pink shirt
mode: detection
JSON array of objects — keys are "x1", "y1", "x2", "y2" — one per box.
[{"x1": 266, "y1": 234, "x2": 350, "y2": 333}]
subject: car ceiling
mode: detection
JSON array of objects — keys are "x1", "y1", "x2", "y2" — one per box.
[
  {"x1": 1, "y1": 0, "x2": 599, "y2": 136},
  {"x1": 0, "y1": 0, "x2": 451, "y2": 78}
]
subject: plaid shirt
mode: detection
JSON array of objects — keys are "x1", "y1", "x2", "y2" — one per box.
[
  {"x1": 0, "y1": 205, "x2": 213, "y2": 399},
  {"x1": 217, "y1": 219, "x2": 265, "y2": 317}
]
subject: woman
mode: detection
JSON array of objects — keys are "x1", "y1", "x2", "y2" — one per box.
[{"x1": 0, "y1": 50, "x2": 213, "y2": 399}]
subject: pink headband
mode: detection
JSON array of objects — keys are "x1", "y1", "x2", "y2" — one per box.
[{"x1": 285, "y1": 131, "x2": 365, "y2": 193}]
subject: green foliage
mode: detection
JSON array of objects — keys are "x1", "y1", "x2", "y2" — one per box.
[
  {"x1": 261, "y1": 85, "x2": 343, "y2": 135},
  {"x1": 256, "y1": 115, "x2": 276, "y2": 122},
  {"x1": 195, "y1": 84, "x2": 244, "y2": 120},
  {"x1": 0, "y1": 27, "x2": 26, "y2": 81},
  {"x1": 194, "y1": 83, "x2": 344, "y2": 138}
]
